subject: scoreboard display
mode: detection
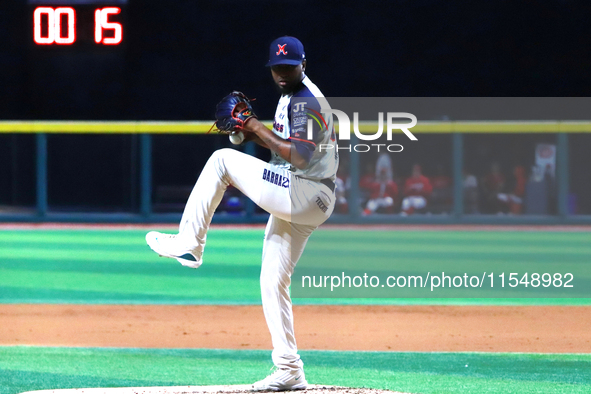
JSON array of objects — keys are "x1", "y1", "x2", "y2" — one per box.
[
  {"x1": 29, "y1": 0, "x2": 126, "y2": 47},
  {"x1": 25, "y1": 0, "x2": 129, "y2": 119},
  {"x1": 33, "y1": 6, "x2": 122, "y2": 45}
]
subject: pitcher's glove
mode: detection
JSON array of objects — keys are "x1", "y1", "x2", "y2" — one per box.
[{"x1": 212, "y1": 91, "x2": 257, "y2": 133}]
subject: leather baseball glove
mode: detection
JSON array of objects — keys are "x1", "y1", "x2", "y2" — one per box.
[{"x1": 211, "y1": 91, "x2": 257, "y2": 133}]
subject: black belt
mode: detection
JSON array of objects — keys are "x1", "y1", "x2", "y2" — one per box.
[
  {"x1": 320, "y1": 178, "x2": 335, "y2": 193},
  {"x1": 295, "y1": 175, "x2": 335, "y2": 193}
]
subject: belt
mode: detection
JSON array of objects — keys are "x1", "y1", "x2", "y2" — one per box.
[
  {"x1": 320, "y1": 178, "x2": 336, "y2": 193},
  {"x1": 295, "y1": 175, "x2": 336, "y2": 193}
]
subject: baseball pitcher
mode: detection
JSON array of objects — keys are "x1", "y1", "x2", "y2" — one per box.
[{"x1": 146, "y1": 36, "x2": 338, "y2": 391}]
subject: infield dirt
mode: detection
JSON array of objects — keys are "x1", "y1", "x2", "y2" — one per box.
[{"x1": 2, "y1": 304, "x2": 590, "y2": 353}]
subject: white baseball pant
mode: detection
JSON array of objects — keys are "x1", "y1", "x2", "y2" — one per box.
[
  {"x1": 366, "y1": 196, "x2": 395, "y2": 213},
  {"x1": 177, "y1": 148, "x2": 335, "y2": 369},
  {"x1": 401, "y1": 195, "x2": 427, "y2": 211}
]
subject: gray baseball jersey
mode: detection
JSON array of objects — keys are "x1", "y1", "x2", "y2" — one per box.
[{"x1": 270, "y1": 75, "x2": 339, "y2": 182}]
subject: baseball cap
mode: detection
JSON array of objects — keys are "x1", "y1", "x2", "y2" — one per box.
[{"x1": 266, "y1": 36, "x2": 306, "y2": 67}]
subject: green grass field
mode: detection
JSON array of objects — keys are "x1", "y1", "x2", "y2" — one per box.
[{"x1": 1, "y1": 228, "x2": 590, "y2": 393}]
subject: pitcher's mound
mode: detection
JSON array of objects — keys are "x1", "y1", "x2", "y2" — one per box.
[{"x1": 19, "y1": 384, "x2": 409, "y2": 394}]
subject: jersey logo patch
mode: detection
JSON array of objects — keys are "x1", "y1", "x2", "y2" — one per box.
[
  {"x1": 263, "y1": 169, "x2": 290, "y2": 188},
  {"x1": 316, "y1": 197, "x2": 328, "y2": 213},
  {"x1": 272, "y1": 120, "x2": 284, "y2": 133},
  {"x1": 276, "y1": 44, "x2": 288, "y2": 55}
]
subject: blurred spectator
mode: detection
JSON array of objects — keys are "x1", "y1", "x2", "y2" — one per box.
[
  {"x1": 375, "y1": 153, "x2": 393, "y2": 182},
  {"x1": 497, "y1": 165, "x2": 526, "y2": 214},
  {"x1": 463, "y1": 169, "x2": 479, "y2": 214},
  {"x1": 220, "y1": 185, "x2": 245, "y2": 213},
  {"x1": 429, "y1": 164, "x2": 453, "y2": 213},
  {"x1": 362, "y1": 167, "x2": 399, "y2": 215},
  {"x1": 480, "y1": 162, "x2": 505, "y2": 213},
  {"x1": 401, "y1": 164, "x2": 432, "y2": 215},
  {"x1": 335, "y1": 167, "x2": 350, "y2": 214}
]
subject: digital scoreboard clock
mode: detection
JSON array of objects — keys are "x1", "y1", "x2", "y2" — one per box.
[{"x1": 29, "y1": 0, "x2": 126, "y2": 46}]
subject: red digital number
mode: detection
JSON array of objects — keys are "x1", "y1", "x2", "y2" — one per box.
[
  {"x1": 34, "y1": 7, "x2": 76, "y2": 45},
  {"x1": 33, "y1": 6, "x2": 123, "y2": 46},
  {"x1": 95, "y1": 7, "x2": 122, "y2": 45}
]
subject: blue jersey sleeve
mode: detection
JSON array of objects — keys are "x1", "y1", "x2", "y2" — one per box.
[{"x1": 289, "y1": 94, "x2": 324, "y2": 164}]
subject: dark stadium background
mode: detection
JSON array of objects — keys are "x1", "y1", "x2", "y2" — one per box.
[{"x1": 1, "y1": 0, "x2": 590, "y2": 215}]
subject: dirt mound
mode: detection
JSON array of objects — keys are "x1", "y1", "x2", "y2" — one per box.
[{"x1": 19, "y1": 385, "x2": 407, "y2": 394}]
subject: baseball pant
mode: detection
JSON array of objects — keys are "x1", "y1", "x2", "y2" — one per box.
[
  {"x1": 178, "y1": 148, "x2": 334, "y2": 370},
  {"x1": 402, "y1": 195, "x2": 427, "y2": 211},
  {"x1": 366, "y1": 196, "x2": 394, "y2": 213}
]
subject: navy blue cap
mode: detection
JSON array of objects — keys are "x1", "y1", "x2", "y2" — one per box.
[{"x1": 266, "y1": 36, "x2": 306, "y2": 67}]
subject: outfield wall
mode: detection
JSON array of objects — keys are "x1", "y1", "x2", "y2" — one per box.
[{"x1": 0, "y1": 120, "x2": 589, "y2": 224}]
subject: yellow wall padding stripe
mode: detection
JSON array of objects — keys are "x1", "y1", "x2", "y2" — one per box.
[
  {"x1": 0, "y1": 121, "x2": 219, "y2": 134},
  {"x1": 1, "y1": 120, "x2": 590, "y2": 134}
]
